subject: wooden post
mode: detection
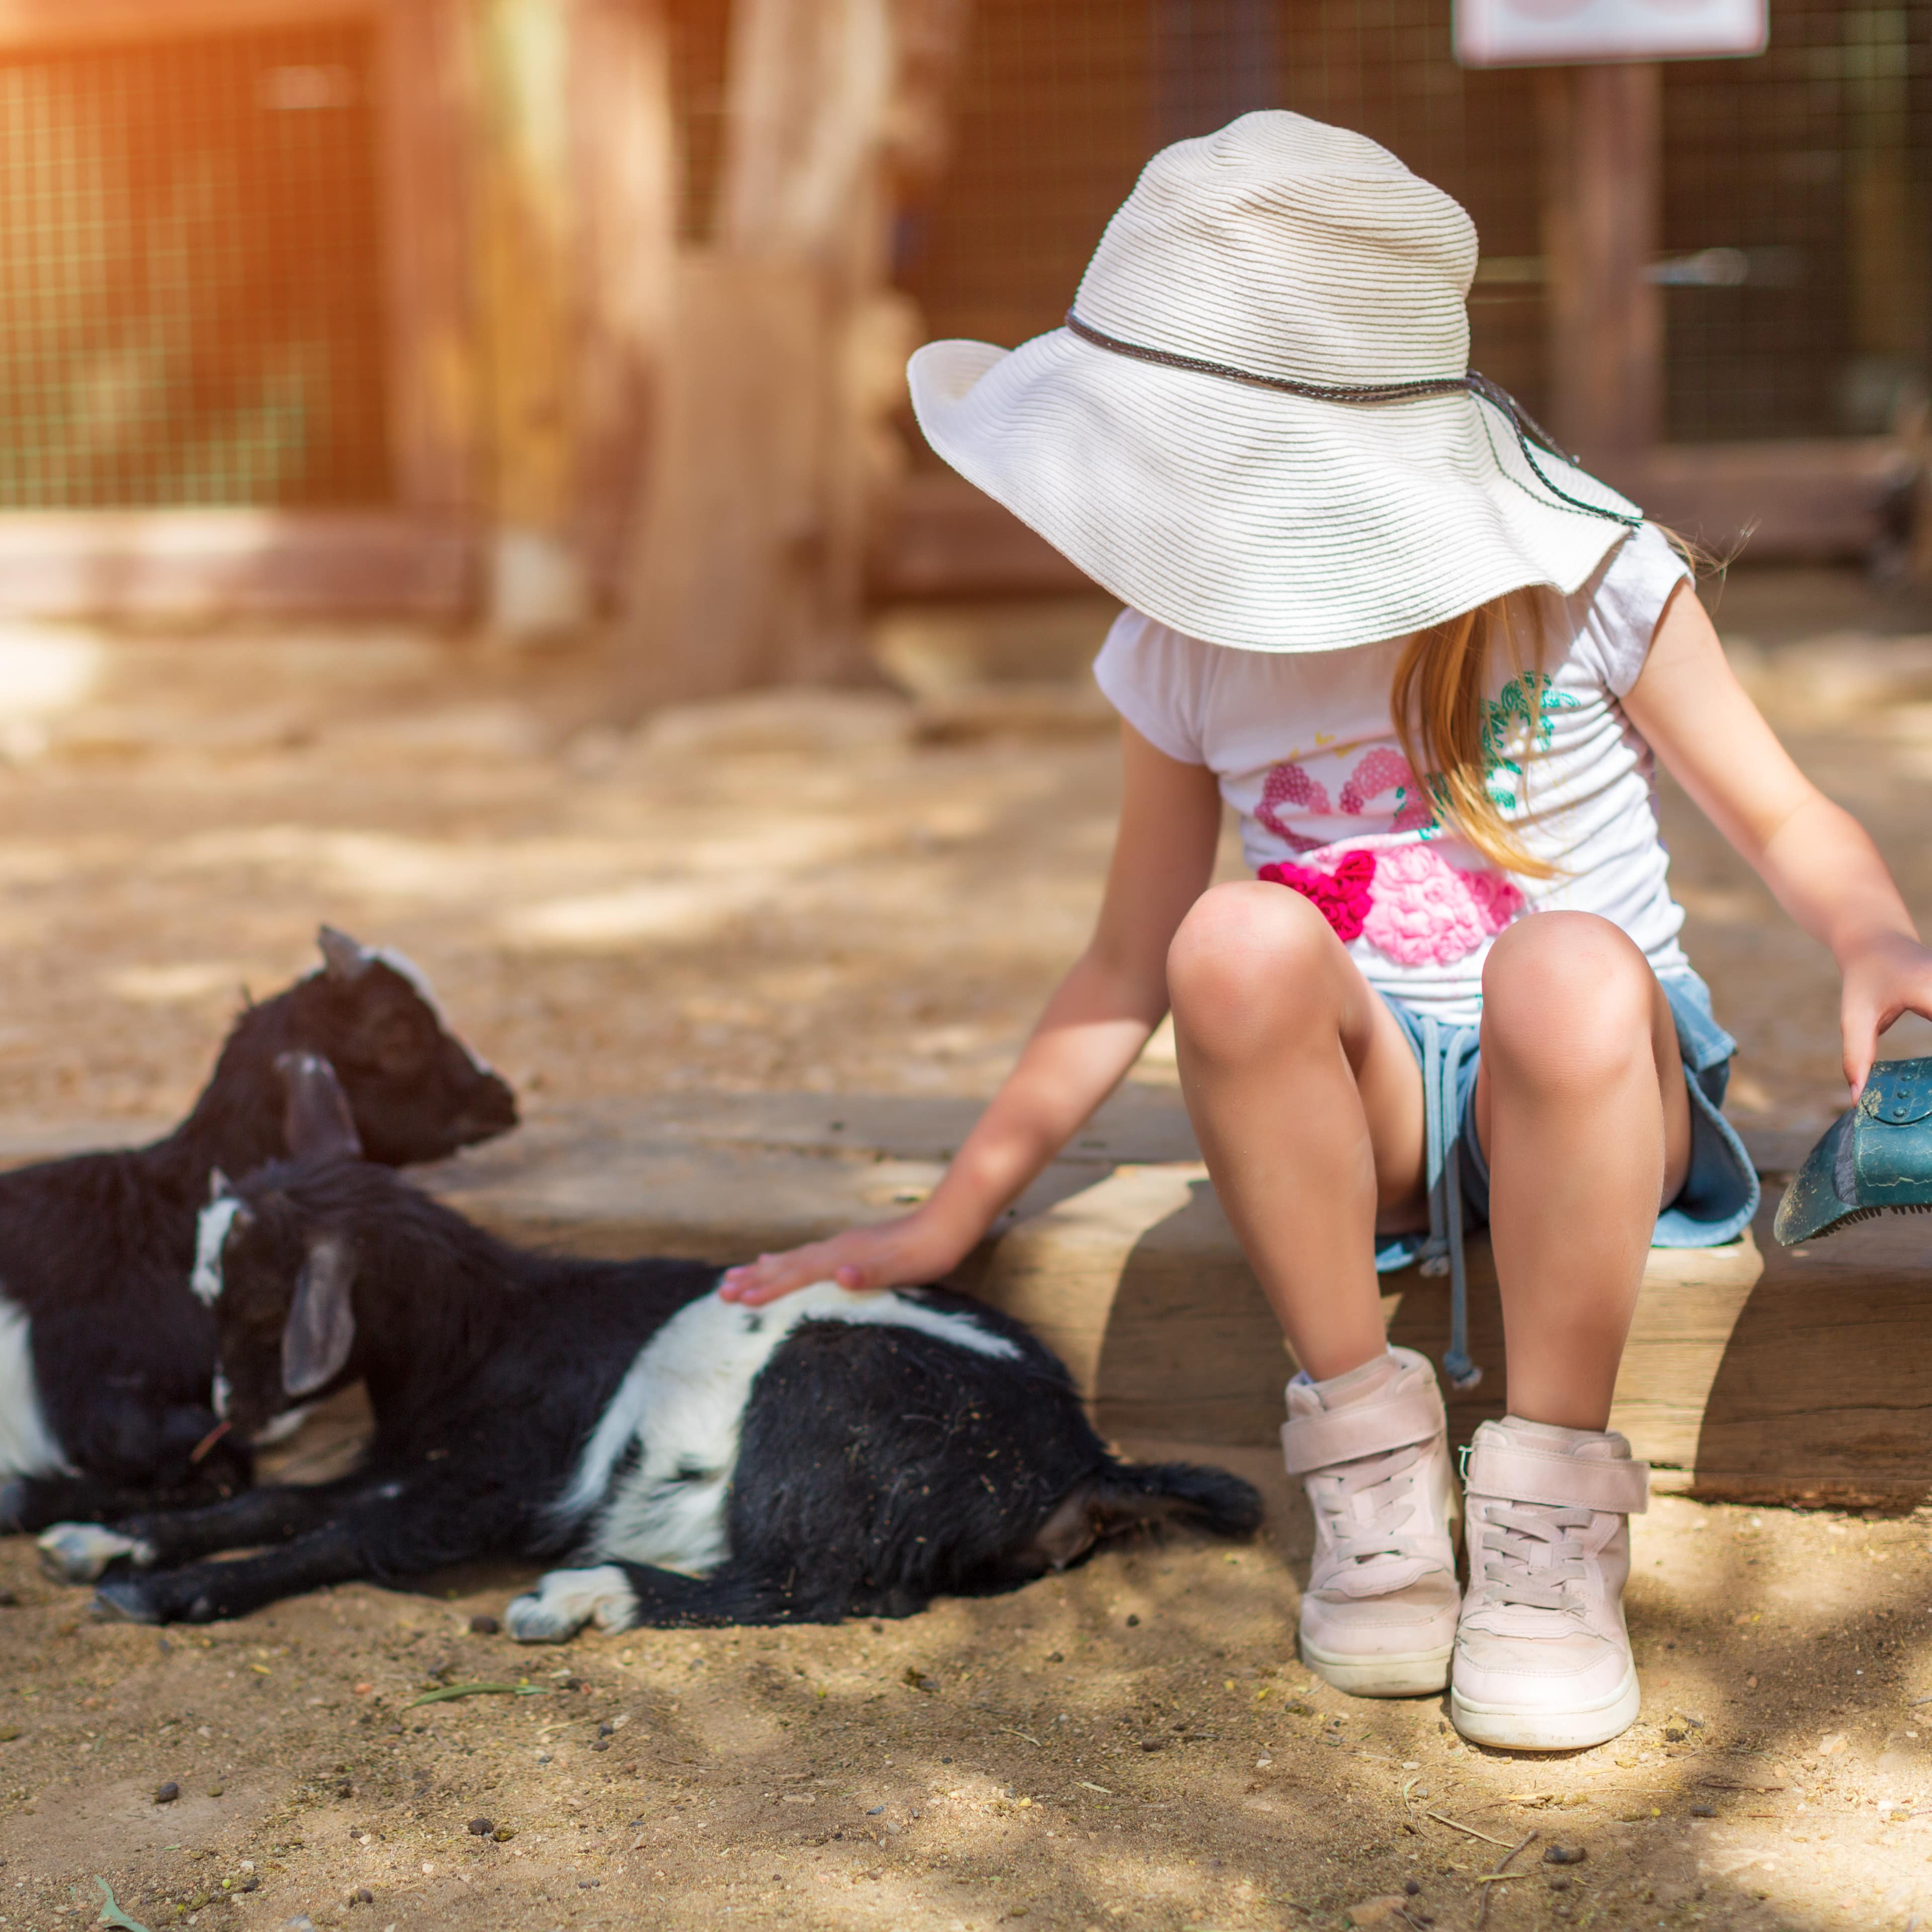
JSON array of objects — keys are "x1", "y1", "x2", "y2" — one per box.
[
  {"x1": 379, "y1": 0, "x2": 485, "y2": 528},
  {"x1": 474, "y1": 0, "x2": 675, "y2": 639},
  {"x1": 569, "y1": 0, "x2": 678, "y2": 612},
  {"x1": 622, "y1": 0, "x2": 968, "y2": 706},
  {"x1": 475, "y1": 0, "x2": 587, "y2": 638},
  {"x1": 1538, "y1": 64, "x2": 1663, "y2": 479}
]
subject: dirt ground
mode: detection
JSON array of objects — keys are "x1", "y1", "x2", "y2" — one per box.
[{"x1": 6, "y1": 571, "x2": 1932, "y2": 1932}]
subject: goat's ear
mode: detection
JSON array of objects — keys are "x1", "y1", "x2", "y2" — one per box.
[
  {"x1": 316, "y1": 925, "x2": 373, "y2": 983},
  {"x1": 208, "y1": 1167, "x2": 231, "y2": 1204},
  {"x1": 275, "y1": 1051, "x2": 364, "y2": 1162},
  {"x1": 282, "y1": 1232, "x2": 357, "y2": 1397}
]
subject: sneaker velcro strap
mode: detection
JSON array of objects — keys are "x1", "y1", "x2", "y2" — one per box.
[
  {"x1": 1279, "y1": 1382, "x2": 1444, "y2": 1476},
  {"x1": 1463, "y1": 1441, "x2": 1650, "y2": 1515}
]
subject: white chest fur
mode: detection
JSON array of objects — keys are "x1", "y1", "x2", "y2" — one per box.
[
  {"x1": 551, "y1": 1283, "x2": 1019, "y2": 1577},
  {"x1": 0, "y1": 1292, "x2": 71, "y2": 1479}
]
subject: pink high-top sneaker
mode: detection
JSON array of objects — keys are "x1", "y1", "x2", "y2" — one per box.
[
  {"x1": 1281, "y1": 1346, "x2": 1461, "y2": 1697},
  {"x1": 1450, "y1": 1416, "x2": 1650, "y2": 1751}
]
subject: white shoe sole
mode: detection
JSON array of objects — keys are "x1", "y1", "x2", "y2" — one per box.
[
  {"x1": 1448, "y1": 1663, "x2": 1640, "y2": 1751},
  {"x1": 1301, "y1": 1636, "x2": 1453, "y2": 1699}
]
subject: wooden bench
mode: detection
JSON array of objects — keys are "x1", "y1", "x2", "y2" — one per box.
[
  {"x1": 412, "y1": 1093, "x2": 1932, "y2": 1509},
  {"x1": 971, "y1": 1162, "x2": 1772, "y2": 1495}
]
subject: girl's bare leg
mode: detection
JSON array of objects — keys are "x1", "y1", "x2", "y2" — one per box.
[
  {"x1": 1167, "y1": 882, "x2": 1428, "y2": 1378},
  {"x1": 1171, "y1": 882, "x2": 1456, "y2": 1698},
  {"x1": 1473, "y1": 912, "x2": 1692, "y2": 1432}
]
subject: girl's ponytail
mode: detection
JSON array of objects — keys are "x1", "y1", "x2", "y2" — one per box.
[{"x1": 1391, "y1": 596, "x2": 1556, "y2": 880}]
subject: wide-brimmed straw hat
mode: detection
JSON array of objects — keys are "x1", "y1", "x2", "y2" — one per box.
[{"x1": 908, "y1": 112, "x2": 1642, "y2": 654}]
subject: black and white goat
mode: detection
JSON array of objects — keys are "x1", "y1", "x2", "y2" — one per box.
[
  {"x1": 40, "y1": 1126, "x2": 1260, "y2": 1630},
  {"x1": 1, "y1": 929, "x2": 516, "y2": 1533}
]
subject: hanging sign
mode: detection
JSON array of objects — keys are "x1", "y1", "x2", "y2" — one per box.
[{"x1": 1454, "y1": 0, "x2": 1767, "y2": 66}]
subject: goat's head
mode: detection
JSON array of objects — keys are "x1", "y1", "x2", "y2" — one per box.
[
  {"x1": 283, "y1": 926, "x2": 517, "y2": 1164},
  {"x1": 197, "y1": 1169, "x2": 361, "y2": 1441},
  {"x1": 197, "y1": 1055, "x2": 366, "y2": 1438}
]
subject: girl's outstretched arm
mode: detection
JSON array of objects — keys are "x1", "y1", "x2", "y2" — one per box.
[
  {"x1": 1623, "y1": 581, "x2": 1932, "y2": 1095},
  {"x1": 718, "y1": 725, "x2": 1223, "y2": 1304}
]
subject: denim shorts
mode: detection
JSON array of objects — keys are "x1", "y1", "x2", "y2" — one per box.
[{"x1": 1372, "y1": 967, "x2": 1760, "y2": 1276}]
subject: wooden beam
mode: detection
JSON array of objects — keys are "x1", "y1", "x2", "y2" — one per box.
[
  {"x1": 0, "y1": 0, "x2": 374, "y2": 47},
  {"x1": 878, "y1": 440, "x2": 1916, "y2": 595},
  {"x1": 473, "y1": 0, "x2": 588, "y2": 637},
  {"x1": 875, "y1": 470, "x2": 1096, "y2": 600},
  {"x1": 713, "y1": 0, "x2": 893, "y2": 270},
  {"x1": 378, "y1": 0, "x2": 484, "y2": 522},
  {"x1": 622, "y1": 256, "x2": 833, "y2": 704},
  {"x1": 974, "y1": 1161, "x2": 1932, "y2": 1507},
  {"x1": 239, "y1": 1090, "x2": 1932, "y2": 1506},
  {"x1": 625, "y1": 0, "x2": 967, "y2": 700},
  {"x1": 0, "y1": 512, "x2": 475, "y2": 618},
  {"x1": 1538, "y1": 64, "x2": 1663, "y2": 470},
  {"x1": 1638, "y1": 437, "x2": 1914, "y2": 562},
  {"x1": 568, "y1": 0, "x2": 677, "y2": 611}
]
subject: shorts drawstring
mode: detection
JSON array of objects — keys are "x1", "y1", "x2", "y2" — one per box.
[{"x1": 1417, "y1": 1014, "x2": 1483, "y2": 1392}]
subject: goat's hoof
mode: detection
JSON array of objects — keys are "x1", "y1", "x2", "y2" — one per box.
[
  {"x1": 93, "y1": 1577, "x2": 166, "y2": 1624},
  {"x1": 503, "y1": 1593, "x2": 576, "y2": 1644},
  {"x1": 0, "y1": 1480, "x2": 26, "y2": 1535},
  {"x1": 37, "y1": 1523, "x2": 152, "y2": 1585},
  {"x1": 506, "y1": 1567, "x2": 638, "y2": 1643}
]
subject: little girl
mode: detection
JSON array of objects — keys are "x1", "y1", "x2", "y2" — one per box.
[{"x1": 719, "y1": 113, "x2": 1932, "y2": 1750}]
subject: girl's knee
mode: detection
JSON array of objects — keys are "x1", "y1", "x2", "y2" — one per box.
[
  {"x1": 1168, "y1": 882, "x2": 1340, "y2": 1053},
  {"x1": 1482, "y1": 914, "x2": 1655, "y2": 1081}
]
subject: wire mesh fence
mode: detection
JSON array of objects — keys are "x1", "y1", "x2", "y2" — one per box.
[
  {"x1": 0, "y1": 2, "x2": 1921, "y2": 518},
  {"x1": 895, "y1": 0, "x2": 1932, "y2": 447},
  {"x1": 0, "y1": 20, "x2": 387, "y2": 511}
]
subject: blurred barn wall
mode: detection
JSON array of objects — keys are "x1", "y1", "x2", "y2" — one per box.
[
  {"x1": 0, "y1": 0, "x2": 957, "y2": 698},
  {"x1": 0, "y1": 0, "x2": 1923, "y2": 690}
]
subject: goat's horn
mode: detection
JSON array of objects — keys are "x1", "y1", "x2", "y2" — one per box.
[{"x1": 316, "y1": 926, "x2": 372, "y2": 981}]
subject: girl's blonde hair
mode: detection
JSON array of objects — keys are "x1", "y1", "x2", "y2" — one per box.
[
  {"x1": 1390, "y1": 530, "x2": 1714, "y2": 879},
  {"x1": 1391, "y1": 593, "x2": 1554, "y2": 880}
]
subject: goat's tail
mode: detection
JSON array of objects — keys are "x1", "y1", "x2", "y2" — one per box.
[
  {"x1": 608, "y1": 1559, "x2": 819, "y2": 1629},
  {"x1": 1016, "y1": 1456, "x2": 1263, "y2": 1573},
  {"x1": 1086, "y1": 1456, "x2": 1264, "y2": 1539}
]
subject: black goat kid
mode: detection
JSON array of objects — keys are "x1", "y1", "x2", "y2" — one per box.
[
  {"x1": 41, "y1": 1152, "x2": 1260, "y2": 1629},
  {"x1": 0, "y1": 929, "x2": 516, "y2": 1533}
]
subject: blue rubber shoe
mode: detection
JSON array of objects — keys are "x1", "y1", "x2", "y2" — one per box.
[{"x1": 1775, "y1": 1057, "x2": 1932, "y2": 1245}]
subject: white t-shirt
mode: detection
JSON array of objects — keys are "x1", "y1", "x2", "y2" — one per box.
[{"x1": 1093, "y1": 523, "x2": 1694, "y2": 1022}]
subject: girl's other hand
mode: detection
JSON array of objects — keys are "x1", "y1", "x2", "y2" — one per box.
[
  {"x1": 717, "y1": 1210, "x2": 970, "y2": 1307},
  {"x1": 1839, "y1": 931, "x2": 1932, "y2": 1097}
]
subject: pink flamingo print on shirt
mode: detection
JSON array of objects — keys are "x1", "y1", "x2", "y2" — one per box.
[
  {"x1": 1255, "y1": 749, "x2": 1523, "y2": 964},
  {"x1": 1254, "y1": 761, "x2": 1332, "y2": 853},
  {"x1": 1358, "y1": 845, "x2": 1523, "y2": 966},
  {"x1": 1256, "y1": 748, "x2": 1435, "y2": 852},
  {"x1": 1336, "y1": 748, "x2": 1436, "y2": 831}
]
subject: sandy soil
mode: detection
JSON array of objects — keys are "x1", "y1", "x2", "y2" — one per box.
[
  {"x1": 4, "y1": 573, "x2": 1932, "y2": 1932},
  {"x1": 9, "y1": 1492, "x2": 1932, "y2": 1932}
]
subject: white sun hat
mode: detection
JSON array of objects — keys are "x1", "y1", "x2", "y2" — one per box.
[{"x1": 908, "y1": 111, "x2": 1643, "y2": 655}]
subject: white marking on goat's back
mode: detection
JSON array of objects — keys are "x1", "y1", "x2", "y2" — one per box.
[
  {"x1": 0, "y1": 1293, "x2": 69, "y2": 1479},
  {"x1": 192, "y1": 1197, "x2": 242, "y2": 1307},
  {"x1": 506, "y1": 1565, "x2": 637, "y2": 1643},
  {"x1": 552, "y1": 1284, "x2": 1019, "y2": 1576},
  {"x1": 373, "y1": 946, "x2": 496, "y2": 1076}
]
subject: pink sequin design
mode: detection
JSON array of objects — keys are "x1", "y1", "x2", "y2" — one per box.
[
  {"x1": 1358, "y1": 845, "x2": 1525, "y2": 967},
  {"x1": 1254, "y1": 763, "x2": 1331, "y2": 853},
  {"x1": 1337, "y1": 748, "x2": 1435, "y2": 832},
  {"x1": 1257, "y1": 851, "x2": 1378, "y2": 943}
]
